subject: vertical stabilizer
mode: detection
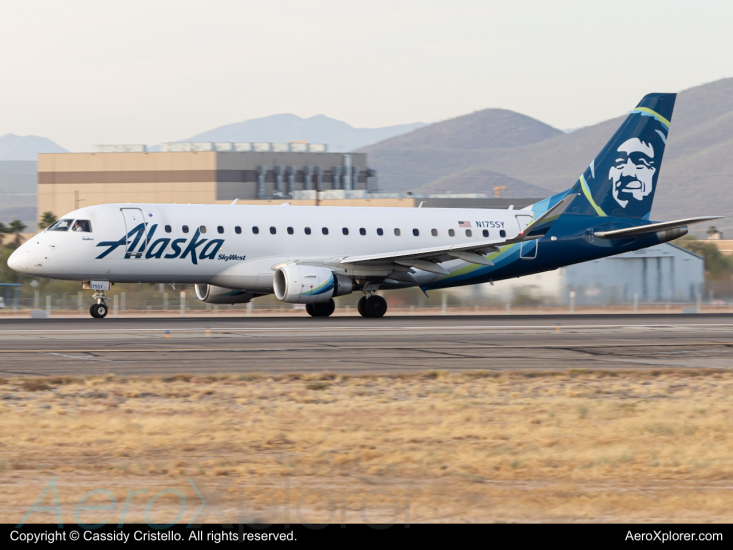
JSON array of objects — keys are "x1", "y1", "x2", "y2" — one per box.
[{"x1": 568, "y1": 93, "x2": 676, "y2": 219}]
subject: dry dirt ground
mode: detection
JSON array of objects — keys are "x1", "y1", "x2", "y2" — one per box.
[{"x1": 2, "y1": 370, "x2": 733, "y2": 524}]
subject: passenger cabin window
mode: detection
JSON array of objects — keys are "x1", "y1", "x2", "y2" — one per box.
[
  {"x1": 200, "y1": 226, "x2": 207, "y2": 234},
  {"x1": 500, "y1": 230, "x2": 506, "y2": 238},
  {"x1": 305, "y1": 227, "x2": 311, "y2": 235},
  {"x1": 235, "y1": 226, "x2": 241, "y2": 234},
  {"x1": 377, "y1": 228, "x2": 384, "y2": 236},
  {"x1": 431, "y1": 229, "x2": 438, "y2": 236},
  {"x1": 448, "y1": 229, "x2": 455, "y2": 237},
  {"x1": 252, "y1": 226, "x2": 259, "y2": 234},
  {"x1": 217, "y1": 226, "x2": 224, "y2": 234},
  {"x1": 394, "y1": 228, "x2": 401, "y2": 236},
  {"x1": 72, "y1": 220, "x2": 92, "y2": 232},
  {"x1": 412, "y1": 229, "x2": 419, "y2": 236},
  {"x1": 270, "y1": 226, "x2": 276, "y2": 235},
  {"x1": 482, "y1": 229, "x2": 489, "y2": 238},
  {"x1": 48, "y1": 219, "x2": 73, "y2": 231},
  {"x1": 465, "y1": 229, "x2": 472, "y2": 237},
  {"x1": 287, "y1": 227, "x2": 294, "y2": 235},
  {"x1": 322, "y1": 227, "x2": 329, "y2": 235},
  {"x1": 182, "y1": 225, "x2": 189, "y2": 234},
  {"x1": 359, "y1": 228, "x2": 366, "y2": 236},
  {"x1": 165, "y1": 225, "x2": 172, "y2": 233},
  {"x1": 342, "y1": 228, "x2": 349, "y2": 235}
]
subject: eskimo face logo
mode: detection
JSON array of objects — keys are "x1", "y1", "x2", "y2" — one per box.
[{"x1": 609, "y1": 138, "x2": 656, "y2": 208}]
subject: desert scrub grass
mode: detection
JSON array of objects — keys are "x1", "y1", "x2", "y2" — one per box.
[
  {"x1": 643, "y1": 423, "x2": 675, "y2": 436},
  {"x1": 20, "y1": 380, "x2": 51, "y2": 392},
  {"x1": 4, "y1": 370, "x2": 733, "y2": 522},
  {"x1": 162, "y1": 374, "x2": 194, "y2": 383}
]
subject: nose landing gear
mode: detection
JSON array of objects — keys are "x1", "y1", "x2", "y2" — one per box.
[{"x1": 89, "y1": 291, "x2": 109, "y2": 318}]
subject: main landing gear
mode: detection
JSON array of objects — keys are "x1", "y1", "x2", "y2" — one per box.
[
  {"x1": 304, "y1": 294, "x2": 388, "y2": 318},
  {"x1": 358, "y1": 294, "x2": 387, "y2": 318},
  {"x1": 89, "y1": 291, "x2": 109, "y2": 319},
  {"x1": 306, "y1": 299, "x2": 336, "y2": 318}
]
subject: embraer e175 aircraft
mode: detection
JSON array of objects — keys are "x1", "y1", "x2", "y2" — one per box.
[{"x1": 8, "y1": 94, "x2": 720, "y2": 319}]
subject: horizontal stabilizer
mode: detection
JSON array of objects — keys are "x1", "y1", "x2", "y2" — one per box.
[{"x1": 594, "y1": 216, "x2": 723, "y2": 239}]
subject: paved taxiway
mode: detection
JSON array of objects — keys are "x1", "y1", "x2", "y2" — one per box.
[{"x1": 1, "y1": 314, "x2": 732, "y2": 376}]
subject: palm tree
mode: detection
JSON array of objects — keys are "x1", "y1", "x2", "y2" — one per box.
[
  {"x1": 38, "y1": 211, "x2": 57, "y2": 230},
  {"x1": 0, "y1": 222, "x2": 9, "y2": 247},
  {"x1": 9, "y1": 220, "x2": 27, "y2": 247}
]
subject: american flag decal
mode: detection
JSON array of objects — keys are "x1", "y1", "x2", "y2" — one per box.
[{"x1": 458, "y1": 221, "x2": 471, "y2": 228}]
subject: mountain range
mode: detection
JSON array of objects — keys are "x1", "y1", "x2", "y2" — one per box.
[
  {"x1": 2, "y1": 78, "x2": 733, "y2": 229},
  {"x1": 181, "y1": 114, "x2": 427, "y2": 152},
  {"x1": 0, "y1": 116, "x2": 427, "y2": 160},
  {"x1": 0, "y1": 134, "x2": 67, "y2": 161},
  {"x1": 359, "y1": 108, "x2": 561, "y2": 197},
  {"x1": 0, "y1": 161, "x2": 37, "y2": 227},
  {"x1": 359, "y1": 78, "x2": 733, "y2": 224}
]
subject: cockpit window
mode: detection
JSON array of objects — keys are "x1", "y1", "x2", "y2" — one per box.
[
  {"x1": 72, "y1": 220, "x2": 92, "y2": 232},
  {"x1": 48, "y1": 219, "x2": 74, "y2": 231}
]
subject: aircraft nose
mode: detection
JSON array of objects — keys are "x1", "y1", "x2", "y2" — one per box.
[{"x1": 7, "y1": 245, "x2": 29, "y2": 272}]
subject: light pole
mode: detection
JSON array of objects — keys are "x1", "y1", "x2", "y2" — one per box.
[{"x1": 74, "y1": 190, "x2": 86, "y2": 210}]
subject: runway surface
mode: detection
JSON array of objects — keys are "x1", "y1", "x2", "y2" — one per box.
[{"x1": 1, "y1": 314, "x2": 733, "y2": 376}]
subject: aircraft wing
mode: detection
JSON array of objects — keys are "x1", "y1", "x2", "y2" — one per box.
[
  {"x1": 340, "y1": 194, "x2": 577, "y2": 274},
  {"x1": 594, "y1": 216, "x2": 723, "y2": 239}
]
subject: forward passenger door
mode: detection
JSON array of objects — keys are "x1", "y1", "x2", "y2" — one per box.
[{"x1": 121, "y1": 208, "x2": 147, "y2": 259}]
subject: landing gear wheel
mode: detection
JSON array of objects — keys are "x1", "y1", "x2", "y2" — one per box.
[
  {"x1": 357, "y1": 296, "x2": 367, "y2": 317},
  {"x1": 305, "y1": 303, "x2": 315, "y2": 317},
  {"x1": 362, "y1": 295, "x2": 387, "y2": 318},
  {"x1": 90, "y1": 303, "x2": 108, "y2": 319},
  {"x1": 311, "y1": 299, "x2": 335, "y2": 317}
]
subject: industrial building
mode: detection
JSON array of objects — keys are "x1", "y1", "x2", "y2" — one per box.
[
  {"x1": 475, "y1": 243, "x2": 705, "y2": 305},
  {"x1": 37, "y1": 144, "x2": 376, "y2": 217},
  {"x1": 37, "y1": 146, "x2": 547, "y2": 218}
]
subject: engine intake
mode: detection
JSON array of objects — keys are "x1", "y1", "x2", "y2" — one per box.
[
  {"x1": 274, "y1": 265, "x2": 352, "y2": 304},
  {"x1": 195, "y1": 284, "x2": 256, "y2": 304}
]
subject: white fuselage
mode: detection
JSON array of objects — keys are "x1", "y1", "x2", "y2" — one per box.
[{"x1": 8, "y1": 203, "x2": 525, "y2": 292}]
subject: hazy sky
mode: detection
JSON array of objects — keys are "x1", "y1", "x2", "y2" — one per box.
[{"x1": 0, "y1": 0, "x2": 730, "y2": 150}]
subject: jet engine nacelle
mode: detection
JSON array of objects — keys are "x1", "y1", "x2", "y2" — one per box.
[
  {"x1": 194, "y1": 284, "x2": 257, "y2": 304},
  {"x1": 274, "y1": 265, "x2": 352, "y2": 304}
]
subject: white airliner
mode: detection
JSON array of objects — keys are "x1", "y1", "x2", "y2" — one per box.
[{"x1": 6, "y1": 93, "x2": 720, "y2": 319}]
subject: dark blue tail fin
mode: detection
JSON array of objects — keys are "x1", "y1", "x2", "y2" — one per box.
[{"x1": 569, "y1": 93, "x2": 676, "y2": 220}]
